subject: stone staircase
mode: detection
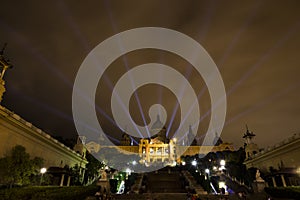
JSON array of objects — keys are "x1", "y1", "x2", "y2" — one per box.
[
  {"x1": 113, "y1": 193, "x2": 187, "y2": 200},
  {"x1": 146, "y1": 170, "x2": 186, "y2": 193},
  {"x1": 182, "y1": 170, "x2": 207, "y2": 195},
  {"x1": 87, "y1": 168, "x2": 207, "y2": 200},
  {"x1": 112, "y1": 168, "x2": 188, "y2": 199}
]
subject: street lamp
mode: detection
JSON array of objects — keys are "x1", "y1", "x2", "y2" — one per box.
[
  {"x1": 40, "y1": 168, "x2": 47, "y2": 174},
  {"x1": 40, "y1": 168, "x2": 47, "y2": 185},
  {"x1": 125, "y1": 168, "x2": 131, "y2": 175},
  {"x1": 220, "y1": 160, "x2": 226, "y2": 166},
  {"x1": 205, "y1": 168, "x2": 210, "y2": 174},
  {"x1": 219, "y1": 159, "x2": 226, "y2": 171},
  {"x1": 191, "y1": 160, "x2": 197, "y2": 166}
]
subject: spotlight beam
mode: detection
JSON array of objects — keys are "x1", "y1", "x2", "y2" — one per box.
[
  {"x1": 104, "y1": 0, "x2": 150, "y2": 138},
  {"x1": 225, "y1": 83, "x2": 300, "y2": 126},
  {"x1": 56, "y1": 1, "x2": 90, "y2": 54},
  {"x1": 178, "y1": 20, "x2": 300, "y2": 142},
  {"x1": 8, "y1": 85, "x2": 121, "y2": 143},
  {"x1": 166, "y1": 67, "x2": 193, "y2": 138},
  {"x1": 227, "y1": 21, "x2": 300, "y2": 96},
  {"x1": 197, "y1": 0, "x2": 217, "y2": 41},
  {"x1": 217, "y1": 0, "x2": 264, "y2": 67},
  {"x1": 0, "y1": 20, "x2": 126, "y2": 142}
]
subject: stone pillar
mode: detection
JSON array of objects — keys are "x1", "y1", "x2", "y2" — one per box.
[
  {"x1": 81, "y1": 168, "x2": 85, "y2": 183},
  {"x1": 146, "y1": 146, "x2": 148, "y2": 162},
  {"x1": 67, "y1": 176, "x2": 71, "y2": 186},
  {"x1": 253, "y1": 170, "x2": 266, "y2": 193},
  {"x1": 97, "y1": 170, "x2": 110, "y2": 197},
  {"x1": 253, "y1": 180, "x2": 266, "y2": 193},
  {"x1": 60, "y1": 174, "x2": 65, "y2": 186},
  {"x1": 0, "y1": 79, "x2": 5, "y2": 103},
  {"x1": 281, "y1": 175, "x2": 287, "y2": 187},
  {"x1": 272, "y1": 177, "x2": 277, "y2": 187}
]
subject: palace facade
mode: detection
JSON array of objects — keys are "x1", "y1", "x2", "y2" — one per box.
[{"x1": 86, "y1": 115, "x2": 234, "y2": 166}]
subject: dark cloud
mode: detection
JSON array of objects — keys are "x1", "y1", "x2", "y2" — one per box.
[{"x1": 0, "y1": 0, "x2": 300, "y2": 148}]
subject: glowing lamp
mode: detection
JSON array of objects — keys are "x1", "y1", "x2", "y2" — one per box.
[
  {"x1": 40, "y1": 168, "x2": 47, "y2": 174},
  {"x1": 191, "y1": 160, "x2": 197, "y2": 166},
  {"x1": 220, "y1": 160, "x2": 226, "y2": 166}
]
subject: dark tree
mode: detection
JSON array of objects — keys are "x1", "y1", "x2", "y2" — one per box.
[{"x1": 0, "y1": 145, "x2": 43, "y2": 188}]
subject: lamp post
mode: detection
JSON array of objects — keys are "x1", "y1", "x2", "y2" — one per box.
[
  {"x1": 220, "y1": 160, "x2": 225, "y2": 166},
  {"x1": 40, "y1": 168, "x2": 47, "y2": 185},
  {"x1": 191, "y1": 160, "x2": 197, "y2": 167},
  {"x1": 132, "y1": 160, "x2": 137, "y2": 166},
  {"x1": 205, "y1": 168, "x2": 210, "y2": 179},
  {"x1": 219, "y1": 159, "x2": 226, "y2": 171}
]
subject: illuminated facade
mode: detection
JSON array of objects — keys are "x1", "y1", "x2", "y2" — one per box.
[
  {"x1": 86, "y1": 115, "x2": 234, "y2": 166},
  {"x1": 138, "y1": 138, "x2": 176, "y2": 165}
]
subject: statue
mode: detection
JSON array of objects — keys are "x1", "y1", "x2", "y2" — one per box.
[
  {"x1": 97, "y1": 169, "x2": 111, "y2": 198},
  {"x1": 0, "y1": 43, "x2": 13, "y2": 79},
  {"x1": 100, "y1": 169, "x2": 107, "y2": 181},
  {"x1": 253, "y1": 169, "x2": 265, "y2": 193},
  {"x1": 255, "y1": 169, "x2": 264, "y2": 182}
]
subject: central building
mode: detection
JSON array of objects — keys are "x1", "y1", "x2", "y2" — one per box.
[
  {"x1": 86, "y1": 114, "x2": 235, "y2": 167},
  {"x1": 139, "y1": 115, "x2": 177, "y2": 166}
]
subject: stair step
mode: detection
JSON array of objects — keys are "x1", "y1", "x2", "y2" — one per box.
[{"x1": 113, "y1": 193, "x2": 188, "y2": 200}]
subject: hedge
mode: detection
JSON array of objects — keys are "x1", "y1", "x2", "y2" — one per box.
[
  {"x1": 0, "y1": 185, "x2": 98, "y2": 200},
  {"x1": 265, "y1": 186, "x2": 300, "y2": 199}
]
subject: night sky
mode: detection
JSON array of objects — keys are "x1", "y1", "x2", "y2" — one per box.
[{"x1": 0, "y1": 0, "x2": 300, "y2": 148}]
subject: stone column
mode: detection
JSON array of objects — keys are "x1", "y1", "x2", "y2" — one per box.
[
  {"x1": 146, "y1": 146, "x2": 149, "y2": 163},
  {"x1": 67, "y1": 176, "x2": 71, "y2": 186},
  {"x1": 272, "y1": 177, "x2": 277, "y2": 187},
  {"x1": 60, "y1": 174, "x2": 65, "y2": 186},
  {"x1": 281, "y1": 175, "x2": 287, "y2": 187},
  {"x1": 0, "y1": 79, "x2": 6, "y2": 103},
  {"x1": 81, "y1": 168, "x2": 86, "y2": 184}
]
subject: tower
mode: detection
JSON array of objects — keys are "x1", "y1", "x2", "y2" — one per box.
[
  {"x1": 151, "y1": 114, "x2": 167, "y2": 143},
  {"x1": 213, "y1": 132, "x2": 223, "y2": 146},
  {"x1": 120, "y1": 132, "x2": 131, "y2": 146},
  {"x1": 183, "y1": 125, "x2": 197, "y2": 146},
  {"x1": 0, "y1": 43, "x2": 13, "y2": 103},
  {"x1": 243, "y1": 125, "x2": 259, "y2": 160}
]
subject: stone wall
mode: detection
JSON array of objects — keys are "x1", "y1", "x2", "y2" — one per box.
[
  {"x1": 244, "y1": 133, "x2": 300, "y2": 172},
  {"x1": 0, "y1": 106, "x2": 87, "y2": 168}
]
